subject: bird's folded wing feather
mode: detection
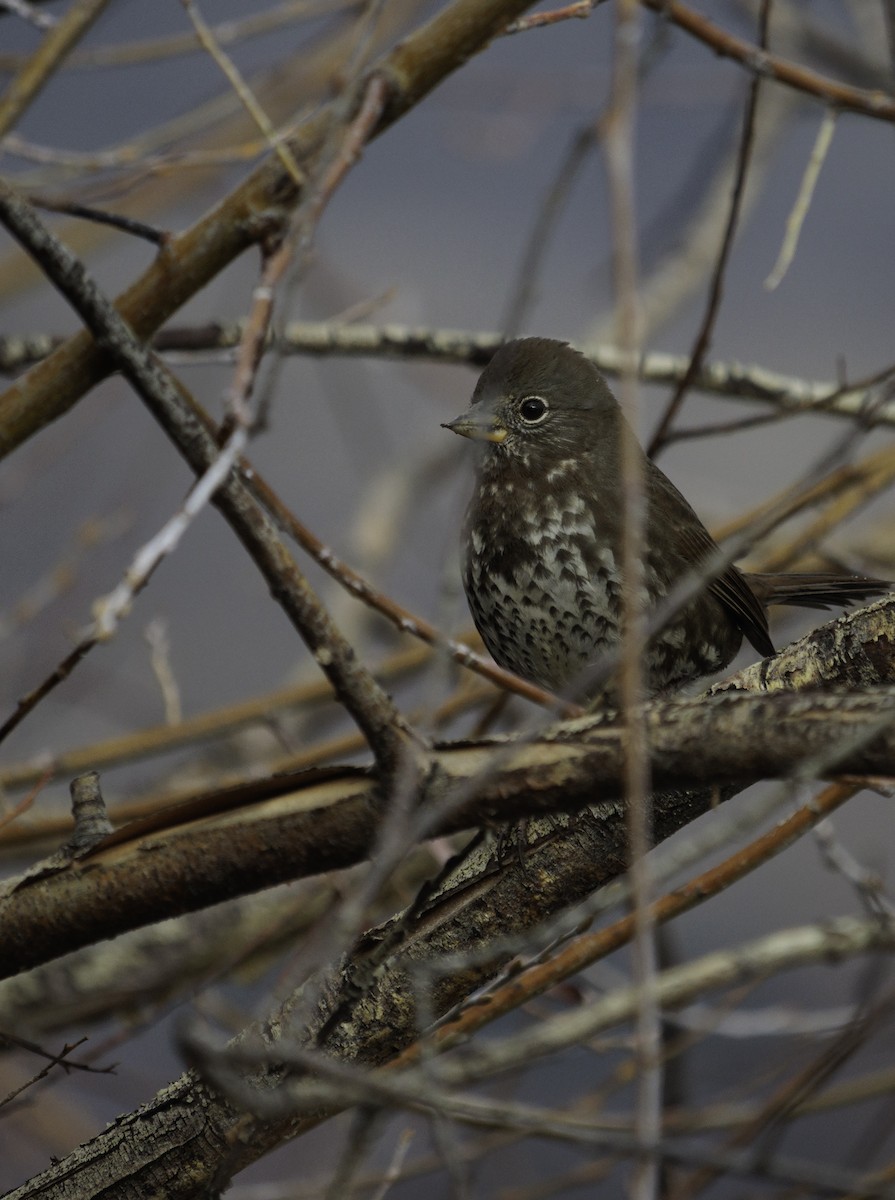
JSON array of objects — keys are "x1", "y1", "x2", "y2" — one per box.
[{"x1": 647, "y1": 468, "x2": 775, "y2": 658}]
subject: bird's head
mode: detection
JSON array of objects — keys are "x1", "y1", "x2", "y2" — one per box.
[{"x1": 443, "y1": 338, "x2": 621, "y2": 468}]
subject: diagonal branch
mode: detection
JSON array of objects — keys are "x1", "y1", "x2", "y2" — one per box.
[
  {"x1": 2, "y1": 600, "x2": 893, "y2": 1195},
  {"x1": 0, "y1": 0, "x2": 112, "y2": 138},
  {"x1": 647, "y1": 0, "x2": 770, "y2": 459},
  {"x1": 0, "y1": 0, "x2": 538, "y2": 459},
  {"x1": 2, "y1": 600, "x2": 893, "y2": 980},
  {"x1": 5, "y1": 698, "x2": 895, "y2": 1193},
  {"x1": 640, "y1": 0, "x2": 895, "y2": 123},
  {"x1": 0, "y1": 179, "x2": 423, "y2": 782}
]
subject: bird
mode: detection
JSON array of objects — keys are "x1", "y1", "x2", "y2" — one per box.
[{"x1": 443, "y1": 337, "x2": 889, "y2": 699}]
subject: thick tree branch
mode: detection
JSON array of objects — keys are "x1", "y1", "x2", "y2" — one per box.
[
  {"x1": 6, "y1": 782, "x2": 894, "y2": 1197},
  {"x1": 2, "y1": 596, "x2": 893, "y2": 980},
  {"x1": 4, "y1": 597, "x2": 894, "y2": 1196}
]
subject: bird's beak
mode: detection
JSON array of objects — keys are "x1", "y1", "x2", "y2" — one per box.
[{"x1": 442, "y1": 410, "x2": 507, "y2": 443}]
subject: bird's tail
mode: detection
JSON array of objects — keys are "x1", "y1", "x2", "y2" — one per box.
[{"x1": 746, "y1": 572, "x2": 891, "y2": 611}]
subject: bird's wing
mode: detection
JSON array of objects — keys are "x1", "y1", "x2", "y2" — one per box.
[{"x1": 647, "y1": 466, "x2": 775, "y2": 658}]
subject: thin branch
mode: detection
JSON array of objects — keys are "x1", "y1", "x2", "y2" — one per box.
[
  {"x1": 4, "y1": 671, "x2": 895, "y2": 974},
  {"x1": 0, "y1": 1037, "x2": 111, "y2": 1112},
  {"x1": 0, "y1": 178, "x2": 421, "y2": 780},
  {"x1": 250, "y1": 471, "x2": 574, "y2": 713},
  {"x1": 0, "y1": 643, "x2": 429, "y2": 799},
  {"x1": 0, "y1": 0, "x2": 112, "y2": 139},
  {"x1": 181, "y1": 0, "x2": 304, "y2": 186},
  {"x1": 647, "y1": 0, "x2": 770, "y2": 459},
  {"x1": 765, "y1": 107, "x2": 837, "y2": 290},
  {"x1": 0, "y1": 638, "x2": 97, "y2": 747},
  {"x1": 0, "y1": 0, "x2": 539, "y2": 459},
  {"x1": 27, "y1": 197, "x2": 168, "y2": 244},
  {"x1": 813, "y1": 817, "x2": 895, "y2": 919},
  {"x1": 659, "y1": 407, "x2": 795, "y2": 445},
  {"x1": 502, "y1": 123, "x2": 600, "y2": 338},
  {"x1": 668, "y1": 996, "x2": 895, "y2": 1200},
  {"x1": 503, "y1": 1, "x2": 599, "y2": 35},
  {"x1": 190, "y1": 918, "x2": 895, "y2": 1200},
  {"x1": 413, "y1": 780, "x2": 860, "y2": 1065},
  {"x1": 0, "y1": 767, "x2": 51, "y2": 834},
  {"x1": 0, "y1": 0, "x2": 56, "y2": 30},
  {"x1": 4, "y1": 323, "x2": 895, "y2": 429},
  {"x1": 91, "y1": 426, "x2": 252, "y2": 643},
  {"x1": 713, "y1": 439, "x2": 895, "y2": 564},
  {"x1": 144, "y1": 618, "x2": 183, "y2": 725},
  {"x1": 604, "y1": 2, "x2": 659, "y2": 1195},
  {"x1": 640, "y1": 0, "x2": 895, "y2": 123},
  {"x1": 0, "y1": 0, "x2": 350, "y2": 71}
]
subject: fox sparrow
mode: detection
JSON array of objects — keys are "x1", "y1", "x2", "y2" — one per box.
[{"x1": 444, "y1": 337, "x2": 889, "y2": 698}]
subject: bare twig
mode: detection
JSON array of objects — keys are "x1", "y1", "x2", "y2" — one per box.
[
  {"x1": 502, "y1": 123, "x2": 600, "y2": 337},
  {"x1": 813, "y1": 817, "x2": 895, "y2": 919},
  {"x1": 0, "y1": 1037, "x2": 111, "y2": 1113},
  {"x1": 0, "y1": 767, "x2": 52, "y2": 834},
  {"x1": 0, "y1": 643, "x2": 428, "y2": 799},
  {"x1": 144, "y1": 618, "x2": 183, "y2": 725},
  {"x1": 181, "y1": 0, "x2": 304, "y2": 186},
  {"x1": 503, "y1": 1, "x2": 599, "y2": 35},
  {"x1": 412, "y1": 779, "x2": 860, "y2": 1067},
  {"x1": 4, "y1": 669, "x2": 895, "y2": 977},
  {"x1": 0, "y1": 0, "x2": 539, "y2": 459},
  {"x1": 603, "y1": 1, "x2": 659, "y2": 1194},
  {"x1": 713, "y1": 439, "x2": 895, "y2": 560},
  {"x1": 0, "y1": 0, "x2": 112, "y2": 138},
  {"x1": 765, "y1": 107, "x2": 837, "y2": 290},
  {"x1": 0, "y1": 0, "x2": 55, "y2": 30},
  {"x1": 0, "y1": 638, "x2": 97, "y2": 747},
  {"x1": 640, "y1": 0, "x2": 895, "y2": 123},
  {"x1": 0, "y1": 0, "x2": 350, "y2": 71},
  {"x1": 0, "y1": 179, "x2": 421, "y2": 780},
  {"x1": 27, "y1": 197, "x2": 167, "y2": 244},
  {"x1": 647, "y1": 0, "x2": 769, "y2": 459},
  {"x1": 4, "y1": 322, "x2": 895, "y2": 428}
]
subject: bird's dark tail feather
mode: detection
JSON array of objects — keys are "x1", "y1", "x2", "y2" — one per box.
[{"x1": 746, "y1": 572, "x2": 892, "y2": 611}]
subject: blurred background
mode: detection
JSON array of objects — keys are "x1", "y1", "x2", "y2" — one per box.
[{"x1": 1, "y1": 1, "x2": 894, "y2": 1196}]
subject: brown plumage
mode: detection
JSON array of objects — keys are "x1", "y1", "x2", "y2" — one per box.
[{"x1": 444, "y1": 338, "x2": 889, "y2": 697}]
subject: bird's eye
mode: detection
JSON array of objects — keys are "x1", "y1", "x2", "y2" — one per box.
[{"x1": 519, "y1": 396, "x2": 548, "y2": 424}]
